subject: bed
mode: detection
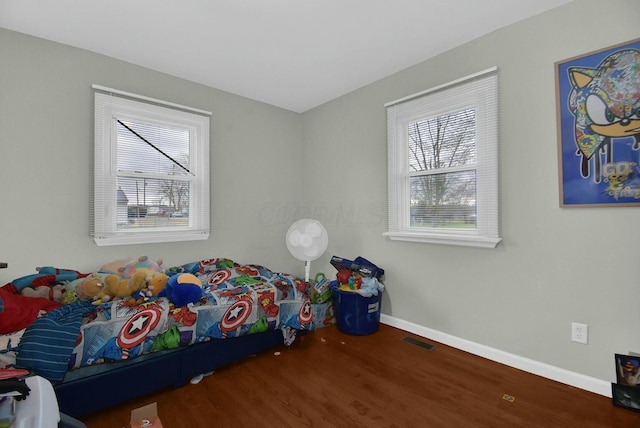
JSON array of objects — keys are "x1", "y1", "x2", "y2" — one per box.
[{"x1": 1, "y1": 257, "x2": 311, "y2": 418}]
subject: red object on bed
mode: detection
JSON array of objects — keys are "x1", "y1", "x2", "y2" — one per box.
[
  {"x1": 0, "y1": 286, "x2": 61, "y2": 334},
  {"x1": 0, "y1": 368, "x2": 29, "y2": 380}
]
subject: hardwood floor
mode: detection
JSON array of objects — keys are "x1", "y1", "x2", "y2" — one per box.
[{"x1": 81, "y1": 324, "x2": 639, "y2": 427}]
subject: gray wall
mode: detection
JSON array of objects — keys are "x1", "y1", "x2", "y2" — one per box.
[
  {"x1": 301, "y1": 0, "x2": 640, "y2": 382},
  {"x1": 0, "y1": 27, "x2": 303, "y2": 276},
  {"x1": 1, "y1": 0, "x2": 639, "y2": 384}
]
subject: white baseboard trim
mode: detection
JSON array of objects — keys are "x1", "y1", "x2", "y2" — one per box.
[{"x1": 380, "y1": 314, "x2": 611, "y2": 397}]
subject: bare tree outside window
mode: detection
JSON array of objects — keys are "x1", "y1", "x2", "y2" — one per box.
[
  {"x1": 157, "y1": 160, "x2": 190, "y2": 215},
  {"x1": 408, "y1": 108, "x2": 477, "y2": 228}
]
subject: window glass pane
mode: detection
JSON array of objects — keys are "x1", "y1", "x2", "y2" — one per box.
[
  {"x1": 410, "y1": 170, "x2": 477, "y2": 228},
  {"x1": 117, "y1": 120, "x2": 191, "y2": 176},
  {"x1": 408, "y1": 108, "x2": 476, "y2": 172},
  {"x1": 116, "y1": 176, "x2": 190, "y2": 230}
]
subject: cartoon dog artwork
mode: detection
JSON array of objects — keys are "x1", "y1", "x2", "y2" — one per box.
[{"x1": 566, "y1": 47, "x2": 640, "y2": 187}]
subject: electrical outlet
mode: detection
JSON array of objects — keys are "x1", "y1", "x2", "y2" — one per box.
[{"x1": 571, "y1": 322, "x2": 588, "y2": 344}]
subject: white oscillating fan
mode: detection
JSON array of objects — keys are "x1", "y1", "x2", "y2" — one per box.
[{"x1": 286, "y1": 219, "x2": 328, "y2": 283}]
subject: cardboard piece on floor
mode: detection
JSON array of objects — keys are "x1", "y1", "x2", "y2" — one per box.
[{"x1": 130, "y1": 402, "x2": 163, "y2": 428}]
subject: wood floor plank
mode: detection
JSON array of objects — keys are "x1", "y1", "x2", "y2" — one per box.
[{"x1": 80, "y1": 324, "x2": 640, "y2": 427}]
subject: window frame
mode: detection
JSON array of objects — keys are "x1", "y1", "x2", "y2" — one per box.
[
  {"x1": 93, "y1": 87, "x2": 211, "y2": 246},
  {"x1": 384, "y1": 68, "x2": 501, "y2": 248}
]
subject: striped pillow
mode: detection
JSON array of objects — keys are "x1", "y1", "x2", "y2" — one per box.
[{"x1": 16, "y1": 301, "x2": 92, "y2": 381}]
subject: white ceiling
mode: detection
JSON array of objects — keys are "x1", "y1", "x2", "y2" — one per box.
[{"x1": 0, "y1": 0, "x2": 572, "y2": 112}]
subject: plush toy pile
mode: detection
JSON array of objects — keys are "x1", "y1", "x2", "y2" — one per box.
[
  {"x1": 69, "y1": 256, "x2": 166, "y2": 305},
  {"x1": 0, "y1": 256, "x2": 181, "y2": 323}
]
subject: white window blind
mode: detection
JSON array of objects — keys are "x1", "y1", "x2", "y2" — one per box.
[
  {"x1": 92, "y1": 87, "x2": 211, "y2": 246},
  {"x1": 385, "y1": 68, "x2": 501, "y2": 248}
]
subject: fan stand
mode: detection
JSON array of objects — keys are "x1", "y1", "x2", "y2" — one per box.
[
  {"x1": 286, "y1": 219, "x2": 328, "y2": 284},
  {"x1": 304, "y1": 260, "x2": 312, "y2": 283}
]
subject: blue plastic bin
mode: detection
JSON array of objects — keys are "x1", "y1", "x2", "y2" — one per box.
[{"x1": 331, "y1": 285, "x2": 383, "y2": 336}]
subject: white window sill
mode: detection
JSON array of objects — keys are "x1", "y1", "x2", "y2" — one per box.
[
  {"x1": 384, "y1": 231, "x2": 501, "y2": 248},
  {"x1": 94, "y1": 230, "x2": 209, "y2": 247}
]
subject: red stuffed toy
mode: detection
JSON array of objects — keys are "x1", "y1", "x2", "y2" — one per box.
[{"x1": 0, "y1": 287, "x2": 61, "y2": 334}]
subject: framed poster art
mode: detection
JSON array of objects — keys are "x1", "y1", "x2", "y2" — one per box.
[
  {"x1": 616, "y1": 353, "x2": 640, "y2": 387},
  {"x1": 555, "y1": 38, "x2": 640, "y2": 207},
  {"x1": 612, "y1": 383, "x2": 640, "y2": 412}
]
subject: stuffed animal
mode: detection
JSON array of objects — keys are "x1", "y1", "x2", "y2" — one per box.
[
  {"x1": 129, "y1": 272, "x2": 169, "y2": 305},
  {"x1": 158, "y1": 273, "x2": 203, "y2": 307},
  {"x1": 336, "y1": 269, "x2": 352, "y2": 285},
  {"x1": 137, "y1": 273, "x2": 169, "y2": 302},
  {"x1": 118, "y1": 256, "x2": 164, "y2": 279},
  {"x1": 21, "y1": 284, "x2": 65, "y2": 302},
  {"x1": 75, "y1": 271, "x2": 147, "y2": 304},
  {"x1": 60, "y1": 289, "x2": 79, "y2": 305},
  {"x1": 75, "y1": 275, "x2": 105, "y2": 301},
  {"x1": 95, "y1": 271, "x2": 148, "y2": 305},
  {"x1": 147, "y1": 273, "x2": 169, "y2": 297},
  {"x1": 3, "y1": 267, "x2": 89, "y2": 294},
  {"x1": 99, "y1": 257, "x2": 134, "y2": 275}
]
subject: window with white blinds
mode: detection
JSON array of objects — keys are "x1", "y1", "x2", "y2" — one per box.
[
  {"x1": 93, "y1": 87, "x2": 211, "y2": 246},
  {"x1": 384, "y1": 68, "x2": 501, "y2": 248}
]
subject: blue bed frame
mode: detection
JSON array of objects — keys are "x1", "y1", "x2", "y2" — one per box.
[{"x1": 54, "y1": 328, "x2": 287, "y2": 418}]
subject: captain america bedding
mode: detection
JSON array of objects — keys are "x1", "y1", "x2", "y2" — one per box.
[{"x1": 16, "y1": 258, "x2": 312, "y2": 381}]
